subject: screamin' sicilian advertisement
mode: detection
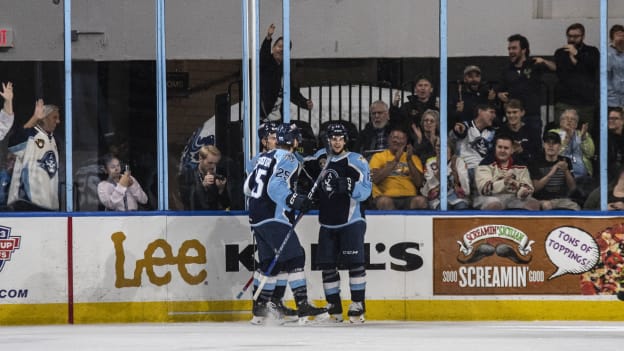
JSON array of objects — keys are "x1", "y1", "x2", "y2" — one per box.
[{"x1": 434, "y1": 217, "x2": 624, "y2": 296}]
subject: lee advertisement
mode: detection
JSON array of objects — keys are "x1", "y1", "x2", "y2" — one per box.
[{"x1": 434, "y1": 217, "x2": 624, "y2": 296}]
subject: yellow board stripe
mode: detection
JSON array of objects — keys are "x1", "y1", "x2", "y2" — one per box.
[
  {"x1": 2, "y1": 300, "x2": 624, "y2": 325},
  {"x1": 0, "y1": 304, "x2": 67, "y2": 325}
]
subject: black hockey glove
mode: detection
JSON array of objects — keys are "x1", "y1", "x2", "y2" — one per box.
[
  {"x1": 286, "y1": 192, "x2": 312, "y2": 213},
  {"x1": 330, "y1": 177, "x2": 354, "y2": 195}
]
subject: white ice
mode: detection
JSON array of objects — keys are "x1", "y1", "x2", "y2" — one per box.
[{"x1": 1, "y1": 321, "x2": 624, "y2": 351}]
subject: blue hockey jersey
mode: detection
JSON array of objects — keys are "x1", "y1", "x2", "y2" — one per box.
[
  {"x1": 244, "y1": 148, "x2": 300, "y2": 226},
  {"x1": 305, "y1": 149, "x2": 372, "y2": 228}
]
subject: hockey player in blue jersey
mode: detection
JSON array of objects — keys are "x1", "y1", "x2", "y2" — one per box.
[
  {"x1": 246, "y1": 121, "x2": 299, "y2": 320},
  {"x1": 246, "y1": 121, "x2": 278, "y2": 174},
  {"x1": 244, "y1": 122, "x2": 327, "y2": 324},
  {"x1": 313, "y1": 123, "x2": 372, "y2": 323}
]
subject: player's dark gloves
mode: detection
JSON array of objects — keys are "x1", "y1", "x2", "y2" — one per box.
[
  {"x1": 286, "y1": 193, "x2": 312, "y2": 213},
  {"x1": 330, "y1": 177, "x2": 354, "y2": 195}
]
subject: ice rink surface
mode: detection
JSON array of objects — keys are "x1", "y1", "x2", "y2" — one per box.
[{"x1": 2, "y1": 321, "x2": 624, "y2": 350}]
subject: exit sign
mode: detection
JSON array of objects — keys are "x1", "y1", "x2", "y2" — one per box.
[{"x1": 0, "y1": 28, "x2": 14, "y2": 48}]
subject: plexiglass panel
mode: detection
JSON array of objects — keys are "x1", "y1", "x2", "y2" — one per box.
[
  {"x1": 448, "y1": 0, "x2": 603, "y2": 211},
  {"x1": 72, "y1": 0, "x2": 157, "y2": 211},
  {"x1": 0, "y1": 0, "x2": 65, "y2": 211},
  {"x1": 165, "y1": 1, "x2": 242, "y2": 211}
]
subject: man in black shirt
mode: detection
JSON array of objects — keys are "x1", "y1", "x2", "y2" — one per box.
[
  {"x1": 535, "y1": 23, "x2": 599, "y2": 137},
  {"x1": 260, "y1": 24, "x2": 313, "y2": 121},
  {"x1": 498, "y1": 34, "x2": 547, "y2": 143},
  {"x1": 529, "y1": 131, "x2": 579, "y2": 210}
]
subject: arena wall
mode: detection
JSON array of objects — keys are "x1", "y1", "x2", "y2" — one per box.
[{"x1": 1, "y1": 213, "x2": 623, "y2": 325}]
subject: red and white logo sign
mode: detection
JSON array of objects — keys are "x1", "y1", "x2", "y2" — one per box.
[{"x1": 0, "y1": 225, "x2": 21, "y2": 272}]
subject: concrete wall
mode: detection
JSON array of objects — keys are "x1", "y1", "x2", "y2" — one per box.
[{"x1": 1, "y1": 0, "x2": 623, "y2": 61}]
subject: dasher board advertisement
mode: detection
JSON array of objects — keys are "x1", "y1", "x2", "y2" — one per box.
[
  {"x1": 0, "y1": 218, "x2": 67, "y2": 304},
  {"x1": 434, "y1": 217, "x2": 623, "y2": 297},
  {"x1": 72, "y1": 215, "x2": 433, "y2": 302}
]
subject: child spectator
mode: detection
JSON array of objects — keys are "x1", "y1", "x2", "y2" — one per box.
[{"x1": 97, "y1": 154, "x2": 148, "y2": 211}]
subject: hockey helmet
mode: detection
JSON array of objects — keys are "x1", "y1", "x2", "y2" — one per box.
[
  {"x1": 276, "y1": 122, "x2": 300, "y2": 146},
  {"x1": 258, "y1": 121, "x2": 278, "y2": 139},
  {"x1": 325, "y1": 122, "x2": 349, "y2": 143}
]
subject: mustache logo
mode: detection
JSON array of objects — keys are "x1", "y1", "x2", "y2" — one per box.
[{"x1": 457, "y1": 243, "x2": 532, "y2": 264}]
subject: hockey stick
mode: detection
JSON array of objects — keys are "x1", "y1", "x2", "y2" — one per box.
[{"x1": 251, "y1": 150, "x2": 333, "y2": 301}]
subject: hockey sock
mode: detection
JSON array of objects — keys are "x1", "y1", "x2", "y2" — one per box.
[
  {"x1": 272, "y1": 272, "x2": 289, "y2": 300},
  {"x1": 348, "y1": 265, "x2": 366, "y2": 302},
  {"x1": 287, "y1": 268, "x2": 308, "y2": 306},
  {"x1": 256, "y1": 274, "x2": 277, "y2": 303},
  {"x1": 322, "y1": 269, "x2": 341, "y2": 302}
]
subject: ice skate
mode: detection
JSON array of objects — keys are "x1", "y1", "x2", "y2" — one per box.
[
  {"x1": 250, "y1": 300, "x2": 277, "y2": 325},
  {"x1": 326, "y1": 303, "x2": 344, "y2": 323},
  {"x1": 296, "y1": 301, "x2": 329, "y2": 325},
  {"x1": 271, "y1": 298, "x2": 298, "y2": 322},
  {"x1": 347, "y1": 301, "x2": 365, "y2": 324}
]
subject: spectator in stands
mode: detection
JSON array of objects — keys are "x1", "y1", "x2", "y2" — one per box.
[
  {"x1": 529, "y1": 132, "x2": 579, "y2": 210},
  {"x1": 449, "y1": 65, "x2": 498, "y2": 125},
  {"x1": 497, "y1": 34, "x2": 548, "y2": 142},
  {"x1": 391, "y1": 76, "x2": 439, "y2": 130},
  {"x1": 548, "y1": 109, "x2": 595, "y2": 197},
  {"x1": 421, "y1": 138, "x2": 470, "y2": 210},
  {"x1": 97, "y1": 154, "x2": 148, "y2": 211},
  {"x1": 0, "y1": 82, "x2": 14, "y2": 140},
  {"x1": 498, "y1": 99, "x2": 540, "y2": 164},
  {"x1": 449, "y1": 104, "x2": 497, "y2": 191},
  {"x1": 584, "y1": 166, "x2": 624, "y2": 210},
  {"x1": 8, "y1": 98, "x2": 60, "y2": 211},
  {"x1": 369, "y1": 126, "x2": 427, "y2": 210},
  {"x1": 536, "y1": 23, "x2": 599, "y2": 134},
  {"x1": 411, "y1": 109, "x2": 439, "y2": 162},
  {"x1": 358, "y1": 100, "x2": 392, "y2": 158},
  {"x1": 260, "y1": 23, "x2": 312, "y2": 121},
  {"x1": 608, "y1": 107, "x2": 624, "y2": 181},
  {"x1": 474, "y1": 134, "x2": 539, "y2": 210},
  {"x1": 608, "y1": 24, "x2": 624, "y2": 108},
  {"x1": 0, "y1": 82, "x2": 15, "y2": 210},
  {"x1": 178, "y1": 145, "x2": 230, "y2": 210}
]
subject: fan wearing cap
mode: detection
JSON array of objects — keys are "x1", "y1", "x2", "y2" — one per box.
[
  {"x1": 7, "y1": 97, "x2": 61, "y2": 211},
  {"x1": 528, "y1": 131, "x2": 580, "y2": 210},
  {"x1": 449, "y1": 65, "x2": 498, "y2": 125}
]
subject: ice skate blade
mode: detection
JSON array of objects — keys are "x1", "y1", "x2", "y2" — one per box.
[
  {"x1": 329, "y1": 314, "x2": 344, "y2": 323},
  {"x1": 286, "y1": 312, "x2": 330, "y2": 325},
  {"x1": 249, "y1": 316, "x2": 265, "y2": 325},
  {"x1": 349, "y1": 315, "x2": 365, "y2": 324}
]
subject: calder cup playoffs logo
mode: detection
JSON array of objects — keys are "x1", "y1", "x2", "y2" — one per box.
[{"x1": 0, "y1": 225, "x2": 21, "y2": 272}]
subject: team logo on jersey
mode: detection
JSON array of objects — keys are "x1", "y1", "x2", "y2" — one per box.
[
  {"x1": 322, "y1": 169, "x2": 340, "y2": 195},
  {"x1": 318, "y1": 157, "x2": 327, "y2": 169},
  {"x1": 0, "y1": 225, "x2": 21, "y2": 272},
  {"x1": 37, "y1": 150, "x2": 58, "y2": 178},
  {"x1": 35, "y1": 139, "x2": 45, "y2": 149}
]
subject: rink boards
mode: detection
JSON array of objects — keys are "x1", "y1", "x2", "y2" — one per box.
[{"x1": 1, "y1": 214, "x2": 623, "y2": 325}]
